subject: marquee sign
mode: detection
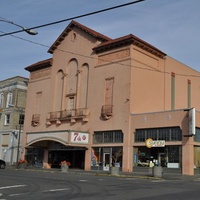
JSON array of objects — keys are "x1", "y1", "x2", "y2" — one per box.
[
  {"x1": 70, "y1": 132, "x2": 89, "y2": 144},
  {"x1": 146, "y1": 138, "x2": 165, "y2": 148}
]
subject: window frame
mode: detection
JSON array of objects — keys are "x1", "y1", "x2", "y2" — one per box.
[
  {"x1": 93, "y1": 130, "x2": 123, "y2": 144},
  {"x1": 134, "y1": 127, "x2": 182, "y2": 142},
  {"x1": 6, "y1": 92, "x2": 13, "y2": 108},
  {"x1": 4, "y1": 114, "x2": 10, "y2": 125},
  {"x1": 0, "y1": 93, "x2": 4, "y2": 108}
]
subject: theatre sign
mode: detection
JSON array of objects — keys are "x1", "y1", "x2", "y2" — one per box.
[
  {"x1": 70, "y1": 131, "x2": 89, "y2": 144},
  {"x1": 145, "y1": 138, "x2": 165, "y2": 148}
]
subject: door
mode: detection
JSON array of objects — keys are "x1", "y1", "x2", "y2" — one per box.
[
  {"x1": 158, "y1": 153, "x2": 166, "y2": 167},
  {"x1": 103, "y1": 153, "x2": 110, "y2": 171}
]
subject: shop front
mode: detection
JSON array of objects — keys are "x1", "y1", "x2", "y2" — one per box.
[
  {"x1": 134, "y1": 145, "x2": 182, "y2": 168},
  {"x1": 48, "y1": 143, "x2": 86, "y2": 169},
  {"x1": 91, "y1": 147, "x2": 123, "y2": 171},
  {"x1": 25, "y1": 130, "x2": 89, "y2": 169},
  {"x1": 131, "y1": 109, "x2": 200, "y2": 175},
  {"x1": 133, "y1": 127, "x2": 182, "y2": 169},
  {"x1": 91, "y1": 130, "x2": 124, "y2": 172}
]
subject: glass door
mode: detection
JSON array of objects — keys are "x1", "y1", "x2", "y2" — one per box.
[{"x1": 103, "y1": 153, "x2": 110, "y2": 171}]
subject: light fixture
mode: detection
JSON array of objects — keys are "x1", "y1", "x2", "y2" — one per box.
[{"x1": 0, "y1": 19, "x2": 38, "y2": 36}]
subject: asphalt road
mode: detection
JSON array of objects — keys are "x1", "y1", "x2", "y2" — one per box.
[{"x1": 0, "y1": 169, "x2": 200, "y2": 200}]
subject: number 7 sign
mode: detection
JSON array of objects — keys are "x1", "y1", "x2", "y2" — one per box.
[{"x1": 70, "y1": 132, "x2": 89, "y2": 144}]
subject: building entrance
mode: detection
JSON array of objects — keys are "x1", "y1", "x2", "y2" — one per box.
[
  {"x1": 103, "y1": 153, "x2": 110, "y2": 171},
  {"x1": 26, "y1": 141, "x2": 87, "y2": 169},
  {"x1": 48, "y1": 149, "x2": 85, "y2": 169}
]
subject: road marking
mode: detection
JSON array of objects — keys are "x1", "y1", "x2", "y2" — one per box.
[
  {"x1": 151, "y1": 179, "x2": 185, "y2": 183},
  {"x1": 10, "y1": 193, "x2": 27, "y2": 197},
  {"x1": 124, "y1": 178, "x2": 137, "y2": 180},
  {"x1": 79, "y1": 180, "x2": 88, "y2": 182},
  {"x1": 44, "y1": 188, "x2": 70, "y2": 192},
  {"x1": 151, "y1": 180, "x2": 166, "y2": 182},
  {"x1": 0, "y1": 185, "x2": 26, "y2": 190}
]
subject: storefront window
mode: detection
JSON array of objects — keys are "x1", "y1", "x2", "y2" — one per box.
[
  {"x1": 93, "y1": 130, "x2": 123, "y2": 144},
  {"x1": 134, "y1": 127, "x2": 182, "y2": 142},
  {"x1": 91, "y1": 147, "x2": 123, "y2": 169},
  {"x1": 194, "y1": 128, "x2": 200, "y2": 142},
  {"x1": 134, "y1": 145, "x2": 181, "y2": 168},
  {"x1": 194, "y1": 146, "x2": 200, "y2": 168}
]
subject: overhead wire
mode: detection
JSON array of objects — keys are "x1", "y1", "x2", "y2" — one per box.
[
  {"x1": 2, "y1": 30, "x2": 200, "y2": 78},
  {"x1": 1, "y1": 0, "x2": 199, "y2": 78},
  {"x1": 0, "y1": 0, "x2": 145, "y2": 37}
]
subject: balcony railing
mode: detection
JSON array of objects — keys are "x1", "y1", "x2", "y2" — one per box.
[
  {"x1": 101, "y1": 105, "x2": 113, "y2": 116},
  {"x1": 32, "y1": 114, "x2": 40, "y2": 126},
  {"x1": 47, "y1": 108, "x2": 90, "y2": 122},
  {"x1": 60, "y1": 109, "x2": 75, "y2": 119},
  {"x1": 75, "y1": 108, "x2": 90, "y2": 117},
  {"x1": 101, "y1": 105, "x2": 113, "y2": 120}
]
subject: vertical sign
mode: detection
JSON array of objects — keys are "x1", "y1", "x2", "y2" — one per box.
[{"x1": 189, "y1": 108, "x2": 195, "y2": 135}]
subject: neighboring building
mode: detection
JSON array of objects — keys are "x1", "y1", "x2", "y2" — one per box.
[
  {"x1": 23, "y1": 20, "x2": 200, "y2": 175},
  {"x1": 0, "y1": 76, "x2": 28, "y2": 165}
]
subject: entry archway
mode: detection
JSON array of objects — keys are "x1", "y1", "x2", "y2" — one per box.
[{"x1": 25, "y1": 140, "x2": 87, "y2": 169}]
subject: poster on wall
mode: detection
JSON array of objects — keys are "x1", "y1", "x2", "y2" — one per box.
[{"x1": 70, "y1": 132, "x2": 89, "y2": 144}]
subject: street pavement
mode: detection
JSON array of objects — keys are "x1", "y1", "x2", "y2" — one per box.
[{"x1": 6, "y1": 165, "x2": 200, "y2": 181}]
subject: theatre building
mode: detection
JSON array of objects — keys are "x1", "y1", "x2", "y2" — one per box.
[{"x1": 23, "y1": 20, "x2": 200, "y2": 175}]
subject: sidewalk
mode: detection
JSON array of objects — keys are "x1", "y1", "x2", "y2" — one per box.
[{"x1": 6, "y1": 165, "x2": 200, "y2": 181}]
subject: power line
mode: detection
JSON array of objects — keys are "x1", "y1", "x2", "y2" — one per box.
[
  {"x1": 1, "y1": 0, "x2": 199, "y2": 78},
  {"x1": 0, "y1": 0, "x2": 145, "y2": 37},
  {"x1": 3, "y1": 30, "x2": 200, "y2": 78}
]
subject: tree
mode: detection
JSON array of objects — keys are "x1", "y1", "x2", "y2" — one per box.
[{"x1": 112, "y1": 149, "x2": 123, "y2": 167}]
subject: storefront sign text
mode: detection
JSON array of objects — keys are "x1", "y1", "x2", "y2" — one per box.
[
  {"x1": 70, "y1": 132, "x2": 89, "y2": 144},
  {"x1": 146, "y1": 138, "x2": 165, "y2": 148}
]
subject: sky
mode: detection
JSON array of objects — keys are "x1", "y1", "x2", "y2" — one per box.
[{"x1": 1, "y1": 0, "x2": 200, "y2": 80}]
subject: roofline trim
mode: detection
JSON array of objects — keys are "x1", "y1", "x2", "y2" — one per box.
[
  {"x1": 25, "y1": 58, "x2": 52, "y2": 72},
  {"x1": 48, "y1": 20, "x2": 111, "y2": 54}
]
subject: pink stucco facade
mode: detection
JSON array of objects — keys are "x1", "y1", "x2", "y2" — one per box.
[{"x1": 23, "y1": 20, "x2": 200, "y2": 175}]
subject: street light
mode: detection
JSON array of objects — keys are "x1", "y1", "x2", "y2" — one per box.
[
  {"x1": 16, "y1": 108, "x2": 24, "y2": 168},
  {"x1": 0, "y1": 18, "x2": 38, "y2": 36},
  {"x1": 8, "y1": 105, "x2": 25, "y2": 168}
]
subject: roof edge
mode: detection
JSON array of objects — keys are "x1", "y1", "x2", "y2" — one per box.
[
  {"x1": 25, "y1": 58, "x2": 53, "y2": 72},
  {"x1": 93, "y1": 34, "x2": 167, "y2": 58},
  {"x1": 48, "y1": 20, "x2": 112, "y2": 54}
]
